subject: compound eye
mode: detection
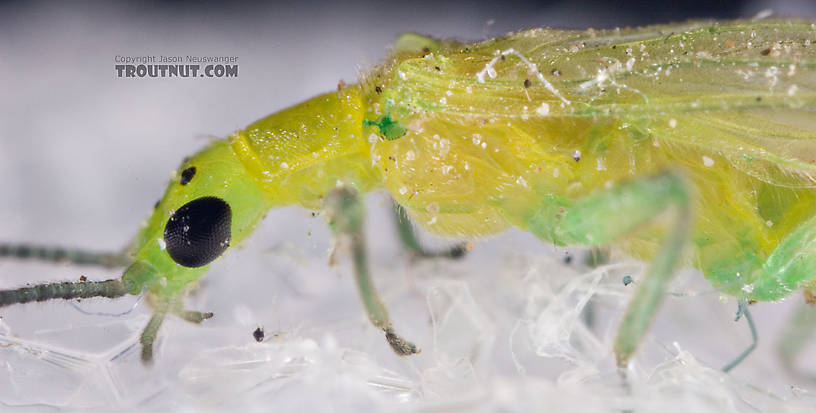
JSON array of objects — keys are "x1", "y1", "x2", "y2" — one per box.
[{"x1": 164, "y1": 197, "x2": 231, "y2": 267}]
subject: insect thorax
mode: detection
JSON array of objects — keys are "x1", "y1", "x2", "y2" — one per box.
[{"x1": 232, "y1": 86, "x2": 382, "y2": 210}]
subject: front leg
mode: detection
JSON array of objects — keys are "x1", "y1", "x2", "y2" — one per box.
[
  {"x1": 172, "y1": 300, "x2": 214, "y2": 324},
  {"x1": 140, "y1": 298, "x2": 170, "y2": 364},
  {"x1": 503, "y1": 171, "x2": 691, "y2": 366},
  {"x1": 139, "y1": 295, "x2": 213, "y2": 363},
  {"x1": 325, "y1": 186, "x2": 419, "y2": 356}
]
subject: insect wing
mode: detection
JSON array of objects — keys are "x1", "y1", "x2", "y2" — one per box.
[
  {"x1": 389, "y1": 20, "x2": 816, "y2": 187},
  {"x1": 648, "y1": 108, "x2": 816, "y2": 187}
]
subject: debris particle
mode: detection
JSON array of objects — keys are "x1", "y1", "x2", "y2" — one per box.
[{"x1": 253, "y1": 326, "x2": 265, "y2": 342}]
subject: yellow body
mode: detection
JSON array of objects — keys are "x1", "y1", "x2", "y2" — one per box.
[
  {"x1": 128, "y1": 19, "x2": 816, "y2": 303},
  {"x1": 208, "y1": 20, "x2": 816, "y2": 301}
]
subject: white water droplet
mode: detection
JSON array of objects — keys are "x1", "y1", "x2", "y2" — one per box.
[{"x1": 439, "y1": 138, "x2": 451, "y2": 157}]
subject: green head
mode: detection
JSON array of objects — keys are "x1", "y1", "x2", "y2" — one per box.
[
  {"x1": 123, "y1": 86, "x2": 371, "y2": 299},
  {"x1": 122, "y1": 139, "x2": 266, "y2": 298}
]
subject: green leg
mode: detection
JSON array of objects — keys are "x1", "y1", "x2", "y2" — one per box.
[
  {"x1": 715, "y1": 212, "x2": 816, "y2": 370},
  {"x1": 140, "y1": 299, "x2": 170, "y2": 364},
  {"x1": 749, "y1": 214, "x2": 816, "y2": 302},
  {"x1": 734, "y1": 212, "x2": 816, "y2": 373},
  {"x1": 505, "y1": 171, "x2": 691, "y2": 366},
  {"x1": 141, "y1": 297, "x2": 213, "y2": 362},
  {"x1": 585, "y1": 246, "x2": 610, "y2": 268},
  {"x1": 326, "y1": 187, "x2": 419, "y2": 356},
  {"x1": 392, "y1": 202, "x2": 468, "y2": 259},
  {"x1": 581, "y1": 247, "x2": 610, "y2": 329},
  {"x1": 702, "y1": 213, "x2": 816, "y2": 370},
  {"x1": 172, "y1": 302, "x2": 214, "y2": 324},
  {"x1": 0, "y1": 243, "x2": 131, "y2": 268},
  {"x1": 0, "y1": 272, "x2": 208, "y2": 365}
]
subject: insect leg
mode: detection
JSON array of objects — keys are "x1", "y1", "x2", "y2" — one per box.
[
  {"x1": 326, "y1": 186, "x2": 419, "y2": 356},
  {"x1": 746, "y1": 214, "x2": 816, "y2": 302},
  {"x1": 585, "y1": 247, "x2": 610, "y2": 268},
  {"x1": 392, "y1": 202, "x2": 468, "y2": 260},
  {"x1": 708, "y1": 213, "x2": 816, "y2": 370},
  {"x1": 722, "y1": 301, "x2": 758, "y2": 372},
  {"x1": 0, "y1": 243, "x2": 131, "y2": 268},
  {"x1": 140, "y1": 298, "x2": 170, "y2": 364},
  {"x1": 582, "y1": 247, "x2": 610, "y2": 329},
  {"x1": 173, "y1": 309, "x2": 214, "y2": 324},
  {"x1": 171, "y1": 299, "x2": 213, "y2": 324},
  {"x1": 517, "y1": 171, "x2": 691, "y2": 366}
]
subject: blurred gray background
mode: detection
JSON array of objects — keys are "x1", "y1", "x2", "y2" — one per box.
[{"x1": 1, "y1": 0, "x2": 816, "y2": 411}]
